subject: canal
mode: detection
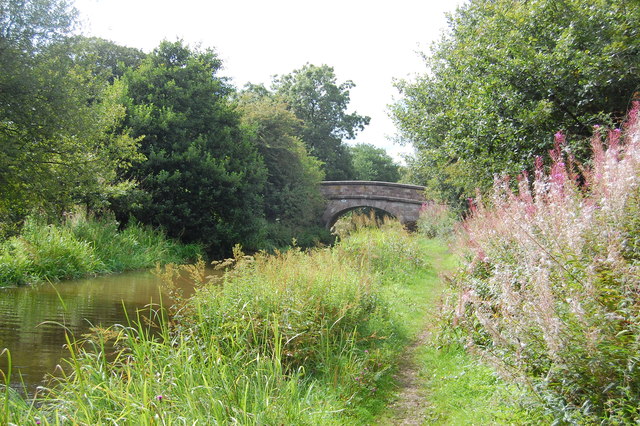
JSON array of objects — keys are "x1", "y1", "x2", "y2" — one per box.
[{"x1": 0, "y1": 269, "x2": 201, "y2": 395}]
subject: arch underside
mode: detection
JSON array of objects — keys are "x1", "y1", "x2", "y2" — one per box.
[{"x1": 322, "y1": 199, "x2": 421, "y2": 229}]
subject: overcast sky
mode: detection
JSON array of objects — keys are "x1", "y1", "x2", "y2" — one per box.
[{"x1": 73, "y1": 0, "x2": 465, "y2": 161}]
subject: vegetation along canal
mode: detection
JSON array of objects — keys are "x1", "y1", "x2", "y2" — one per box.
[{"x1": 0, "y1": 270, "x2": 203, "y2": 395}]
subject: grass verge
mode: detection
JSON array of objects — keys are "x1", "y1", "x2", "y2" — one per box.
[
  {"x1": 375, "y1": 238, "x2": 548, "y2": 424},
  {"x1": 0, "y1": 213, "x2": 202, "y2": 287},
  {"x1": 3, "y1": 223, "x2": 545, "y2": 424}
]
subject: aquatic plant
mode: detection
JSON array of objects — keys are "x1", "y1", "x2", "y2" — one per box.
[{"x1": 0, "y1": 213, "x2": 201, "y2": 286}]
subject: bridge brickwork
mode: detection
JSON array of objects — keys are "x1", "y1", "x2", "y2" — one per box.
[{"x1": 320, "y1": 181, "x2": 427, "y2": 228}]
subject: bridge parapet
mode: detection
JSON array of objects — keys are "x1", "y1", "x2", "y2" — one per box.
[{"x1": 320, "y1": 181, "x2": 426, "y2": 202}]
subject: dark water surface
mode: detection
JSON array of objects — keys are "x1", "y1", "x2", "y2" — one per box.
[{"x1": 0, "y1": 269, "x2": 200, "y2": 395}]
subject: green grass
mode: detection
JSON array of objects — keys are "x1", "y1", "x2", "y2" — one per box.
[
  {"x1": 414, "y1": 344, "x2": 549, "y2": 425},
  {"x1": 0, "y1": 214, "x2": 202, "y2": 287},
  {"x1": 3, "y1": 222, "x2": 545, "y2": 423},
  {"x1": 374, "y1": 237, "x2": 547, "y2": 425}
]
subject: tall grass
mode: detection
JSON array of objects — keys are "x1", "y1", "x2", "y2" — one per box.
[
  {"x1": 449, "y1": 103, "x2": 640, "y2": 422},
  {"x1": 0, "y1": 213, "x2": 201, "y2": 286},
  {"x1": 4, "y1": 221, "x2": 435, "y2": 424},
  {"x1": 416, "y1": 202, "x2": 457, "y2": 240}
]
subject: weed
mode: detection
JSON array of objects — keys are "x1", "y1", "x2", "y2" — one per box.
[{"x1": 450, "y1": 103, "x2": 640, "y2": 421}]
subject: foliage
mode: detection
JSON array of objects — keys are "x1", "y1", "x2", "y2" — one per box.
[
  {"x1": 119, "y1": 40, "x2": 267, "y2": 256},
  {"x1": 349, "y1": 143, "x2": 400, "y2": 182},
  {"x1": 273, "y1": 64, "x2": 370, "y2": 180},
  {"x1": 0, "y1": 0, "x2": 142, "y2": 232},
  {"x1": 62, "y1": 35, "x2": 146, "y2": 82},
  {"x1": 4, "y1": 223, "x2": 443, "y2": 424},
  {"x1": 449, "y1": 105, "x2": 640, "y2": 421},
  {"x1": 236, "y1": 90, "x2": 327, "y2": 248},
  {"x1": 417, "y1": 202, "x2": 458, "y2": 240},
  {"x1": 0, "y1": 0, "x2": 76, "y2": 51},
  {"x1": 392, "y1": 0, "x2": 640, "y2": 209},
  {"x1": 0, "y1": 212, "x2": 201, "y2": 287},
  {"x1": 339, "y1": 220, "x2": 429, "y2": 284},
  {"x1": 331, "y1": 209, "x2": 396, "y2": 240}
]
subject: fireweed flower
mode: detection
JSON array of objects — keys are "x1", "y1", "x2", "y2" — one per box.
[
  {"x1": 454, "y1": 103, "x2": 640, "y2": 418},
  {"x1": 554, "y1": 131, "x2": 566, "y2": 146}
]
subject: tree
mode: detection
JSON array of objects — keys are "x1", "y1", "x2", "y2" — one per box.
[
  {"x1": 0, "y1": 0, "x2": 76, "y2": 52},
  {"x1": 0, "y1": 0, "x2": 141, "y2": 231},
  {"x1": 273, "y1": 64, "x2": 370, "y2": 180},
  {"x1": 62, "y1": 36, "x2": 146, "y2": 82},
  {"x1": 119, "y1": 41, "x2": 266, "y2": 255},
  {"x1": 392, "y1": 0, "x2": 640, "y2": 208},
  {"x1": 237, "y1": 90, "x2": 326, "y2": 247},
  {"x1": 349, "y1": 143, "x2": 400, "y2": 182}
]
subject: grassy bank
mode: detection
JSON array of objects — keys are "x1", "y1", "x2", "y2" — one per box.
[
  {"x1": 0, "y1": 214, "x2": 202, "y2": 287},
  {"x1": 0, "y1": 223, "x2": 426, "y2": 423},
  {"x1": 3, "y1": 222, "x2": 543, "y2": 424}
]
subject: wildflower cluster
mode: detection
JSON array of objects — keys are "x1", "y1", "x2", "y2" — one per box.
[{"x1": 451, "y1": 103, "x2": 640, "y2": 421}]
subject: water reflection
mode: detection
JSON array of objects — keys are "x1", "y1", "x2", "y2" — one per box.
[{"x1": 0, "y1": 269, "x2": 198, "y2": 395}]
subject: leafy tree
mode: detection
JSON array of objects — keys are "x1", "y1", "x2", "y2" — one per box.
[
  {"x1": 62, "y1": 36, "x2": 146, "y2": 82},
  {"x1": 119, "y1": 40, "x2": 266, "y2": 255},
  {"x1": 237, "y1": 91, "x2": 325, "y2": 227},
  {"x1": 273, "y1": 64, "x2": 370, "y2": 180},
  {"x1": 0, "y1": 0, "x2": 140, "y2": 231},
  {"x1": 349, "y1": 143, "x2": 400, "y2": 182},
  {"x1": 392, "y1": 0, "x2": 640, "y2": 208},
  {"x1": 0, "y1": 0, "x2": 76, "y2": 51}
]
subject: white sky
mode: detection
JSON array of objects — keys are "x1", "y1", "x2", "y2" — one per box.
[{"x1": 73, "y1": 0, "x2": 464, "y2": 162}]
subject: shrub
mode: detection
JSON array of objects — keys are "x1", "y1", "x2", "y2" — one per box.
[
  {"x1": 417, "y1": 202, "x2": 457, "y2": 239},
  {"x1": 450, "y1": 103, "x2": 640, "y2": 421}
]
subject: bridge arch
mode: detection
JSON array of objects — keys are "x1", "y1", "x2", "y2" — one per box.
[{"x1": 320, "y1": 181, "x2": 427, "y2": 229}]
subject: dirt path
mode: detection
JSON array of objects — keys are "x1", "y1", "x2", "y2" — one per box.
[
  {"x1": 377, "y1": 245, "x2": 453, "y2": 425},
  {"x1": 382, "y1": 328, "x2": 433, "y2": 425}
]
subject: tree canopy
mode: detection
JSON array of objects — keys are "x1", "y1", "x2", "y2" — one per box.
[
  {"x1": 349, "y1": 143, "x2": 400, "y2": 182},
  {"x1": 0, "y1": 0, "x2": 140, "y2": 231},
  {"x1": 273, "y1": 64, "x2": 370, "y2": 180},
  {"x1": 118, "y1": 41, "x2": 266, "y2": 255},
  {"x1": 0, "y1": 0, "x2": 374, "y2": 252},
  {"x1": 237, "y1": 90, "x2": 326, "y2": 247},
  {"x1": 392, "y1": 0, "x2": 640, "y2": 208}
]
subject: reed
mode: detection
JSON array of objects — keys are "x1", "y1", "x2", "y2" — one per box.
[{"x1": 0, "y1": 213, "x2": 201, "y2": 287}]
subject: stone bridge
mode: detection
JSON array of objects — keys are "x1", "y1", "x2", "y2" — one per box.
[{"x1": 320, "y1": 181, "x2": 427, "y2": 228}]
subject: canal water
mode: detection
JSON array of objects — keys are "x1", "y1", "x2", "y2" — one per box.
[{"x1": 0, "y1": 269, "x2": 201, "y2": 395}]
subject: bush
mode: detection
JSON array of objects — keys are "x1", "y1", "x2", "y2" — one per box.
[
  {"x1": 260, "y1": 221, "x2": 333, "y2": 252},
  {"x1": 417, "y1": 202, "x2": 457, "y2": 239},
  {"x1": 449, "y1": 104, "x2": 640, "y2": 422}
]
